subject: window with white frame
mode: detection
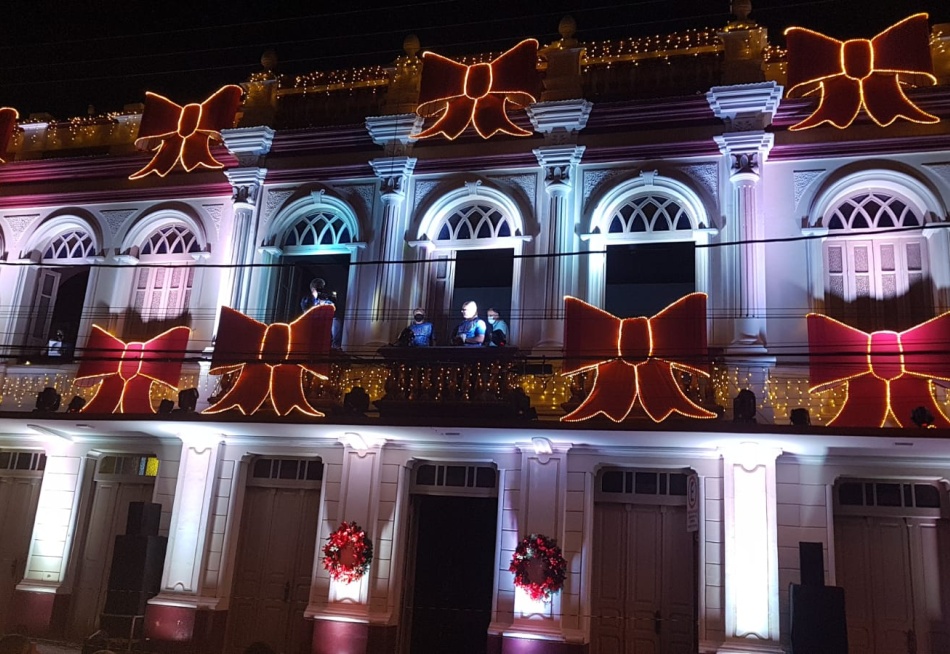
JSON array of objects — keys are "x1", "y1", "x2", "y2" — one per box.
[
  {"x1": 436, "y1": 204, "x2": 514, "y2": 241},
  {"x1": 822, "y1": 190, "x2": 932, "y2": 332},
  {"x1": 283, "y1": 211, "x2": 353, "y2": 248},
  {"x1": 132, "y1": 224, "x2": 199, "y2": 325}
]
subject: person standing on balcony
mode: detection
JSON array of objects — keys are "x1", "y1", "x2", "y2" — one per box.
[
  {"x1": 486, "y1": 308, "x2": 508, "y2": 346},
  {"x1": 300, "y1": 278, "x2": 341, "y2": 348},
  {"x1": 452, "y1": 301, "x2": 486, "y2": 346},
  {"x1": 399, "y1": 307, "x2": 434, "y2": 346}
]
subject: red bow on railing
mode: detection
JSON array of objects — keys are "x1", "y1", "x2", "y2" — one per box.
[
  {"x1": 129, "y1": 85, "x2": 243, "y2": 179},
  {"x1": 785, "y1": 14, "x2": 938, "y2": 131},
  {"x1": 75, "y1": 326, "x2": 191, "y2": 414},
  {"x1": 561, "y1": 294, "x2": 716, "y2": 423},
  {"x1": 0, "y1": 107, "x2": 18, "y2": 164},
  {"x1": 807, "y1": 313, "x2": 950, "y2": 427},
  {"x1": 203, "y1": 305, "x2": 334, "y2": 416},
  {"x1": 415, "y1": 39, "x2": 539, "y2": 140}
]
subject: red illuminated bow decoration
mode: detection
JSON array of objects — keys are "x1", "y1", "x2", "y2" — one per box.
[
  {"x1": 415, "y1": 39, "x2": 539, "y2": 139},
  {"x1": 74, "y1": 325, "x2": 191, "y2": 414},
  {"x1": 807, "y1": 313, "x2": 950, "y2": 427},
  {"x1": 0, "y1": 107, "x2": 18, "y2": 163},
  {"x1": 203, "y1": 305, "x2": 334, "y2": 416},
  {"x1": 129, "y1": 85, "x2": 243, "y2": 179},
  {"x1": 561, "y1": 294, "x2": 716, "y2": 422},
  {"x1": 785, "y1": 14, "x2": 938, "y2": 130}
]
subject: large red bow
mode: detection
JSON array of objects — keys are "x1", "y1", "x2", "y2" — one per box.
[
  {"x1": 75, "y1": 325, "x2": 191, "y2": 414},
  {"x1": 0, "y1": 107, "x2": 18, "y2": 163},
  {"x1": 203, "y1": 306, "x2": 334, "y2": 416},
  {"x1": 807, "y1": 313, "x2": 950, "y2": 427},
  {"x1": 130, "y1": 85, "x2": 242, "y2": 179},
  {"x1": 415, "y1": 39, "x2": 539, "y2": 140},
  {"x1": 561, "y1": 294, "x2": 716, "y2": 423},
  {"x1": 785, "y1": 14, "x2": 938, "y2": 130}
]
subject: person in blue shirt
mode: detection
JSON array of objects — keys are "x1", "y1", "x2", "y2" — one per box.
[
  {"x1": 452, "y1": 301, "x2": 486, "y2": 346},
  {"x1": 300, "y1": 278, "x2": 341, "y2": 347},
  {"x1": 486, "y1": 307, "x2": 509, "y2": 346},
  {"x1": 405, "y1": 307, "x2": 434, "y2": 346}
]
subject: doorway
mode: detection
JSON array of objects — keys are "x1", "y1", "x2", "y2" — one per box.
[
  {"x1": 834, "y1": 479, "x2": 950, "y2": 653},
  {"x1": 0, "y1": 451, "x2": 45, "y2": 632},
  {"x1": 450, "y1": 248, "x2": 513, "y2": 342},
  {"x1": 26, "y1": 266, "x2": 89, "y2": 359},
  {"x1": 591, "y1": 469, "x2": 696, "y2": 654},
  {"x1": 605, "y1": 242, "x2": 694, "y2": 318},
  {"x1": 401, "y1": 463, "x2": 498, "y2": 654},
  {"x1": 225, "y1": 458, "x2": 323, "y2": 654}
]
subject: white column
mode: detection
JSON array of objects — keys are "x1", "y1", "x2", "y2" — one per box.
[
  {"x1": 719, "y1": 443, "x2": 783, "y2": 654},
  {"x1": 222, "y1": 126, "x2": 274, "y2": 315}
]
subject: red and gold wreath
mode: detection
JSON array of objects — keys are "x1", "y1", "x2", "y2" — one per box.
[
  {"x1": 785, "y1": 14, "x2": 938, "y2": 130},
  {"x1": 130, "y1": 85, "x2": 242, "y2": 179},
  {"x1": 509, "y1": 533, "x2": 567, "y2": 602},
  {"x1": 74, "y1": 325, "x2": 191, "y2": 414},
  {"x1": 0, "y1": 107, "x2": 18, "y2": 163},
  {"x1": 807, "y1": 312, "x2": 950, "y2": 428},
  {"x1": 322, "y1": 521, "x2": 374, "y2": 584},
  {"x1": 415, "y1": 39, "x2": 539, "y2": 140},
  {"x1": 561, "y1": 293, "x2": 716, "y2": 423}
]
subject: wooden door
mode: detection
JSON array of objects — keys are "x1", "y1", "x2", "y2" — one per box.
[
  {"x1": 592, "y1": 503, "x2": 695, "y2": 654},
  {"x1": 68, "y1": 480, "x2": 155, "y2": 638},
  {"x1": 26, "y1": 268, "x2": 60, "y2": 348},
  {"x1": 836, "y1": 516, "x2": 950, "y2": 654},
  {"x1": 226, "y1": 486, "x2": 320, "y2": 654},
  {"x1": 0, "y1": 476, "x2": 42, "y2": 630}
]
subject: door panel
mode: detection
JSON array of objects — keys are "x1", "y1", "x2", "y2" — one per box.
[{"x1": 0, "y1": 476, "x2": 43, "y2": 630}]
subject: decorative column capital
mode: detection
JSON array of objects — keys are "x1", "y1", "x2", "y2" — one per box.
[
  {"x1": 370, "y1": 156, "x2": 417, "y2": 205},
  {"x1": 526, "y1": 99, "x2": 593, "y2": 145},
  {"x1": 224, "y1": 167, "x2": 268, "y2": 209},
  {"x1": 715, "y1": 131, "x2": 774, "y2": 180},
  {"x1": 221, "y1": 125, "x2": 275, "y2": 167},
  {"x1": 533, "y1": 145, "x2": 585, "y2": 197},
  {"x1": 706, "y1": 81, "x2": 783, "y2": 131},
  {"x1": 365, "y1": 113, "x2": 424, "y2": 157}
]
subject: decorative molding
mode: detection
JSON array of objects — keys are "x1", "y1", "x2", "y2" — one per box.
[
  {"x1": 202, "y1": 204, "x2": 225, "y2": 236},
  {"x1": 923, "y1": 162, "x2": 950, "y2": 191},
  {"x1": 100, "y1": 209, "x2": 137, "y2": 237},
  {"x1": 676, "y1": 163, "x2": 719, "y2": 205},
  {"x1": 2, "y1": 213, "x2": 40, "y2": 244},
  {"x1": 707, "y1": 81, "x2": 784, "y2": 131},
  {"x1": 582, "y1": 168, "x2": 634, "y2": 201},
  {"x1": 412, "y1": 179, "x2": 440, "y2": 213},
  {"x1": 343, "y1": 184, "x2": 376, "y2": 215},
  {"x1": 262, "y1": 189, "x2": 295, "y2": 226},
  {"x1": 793, "y1": 170, "x2": 826, "y2": 209},
  {"x1": 488, "y1": 173, "x2": 538, "y2": 203}
]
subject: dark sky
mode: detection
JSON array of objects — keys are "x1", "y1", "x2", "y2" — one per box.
[{"x1": 2, "y1": 0, "x2": 948, "y2": 119}]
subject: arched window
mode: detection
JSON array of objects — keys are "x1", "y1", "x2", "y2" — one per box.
[
  {"x1": 607, "y1": 195, "x2": 694, "y2": 233},
  {"x1": 132, "y1": 224, "x2": 200, "y2": 326},
  {"x1": 282, "y1": 211, "x2": 353, "y2": 248},
  {"x1": 44, "y1": 230, "x2": 94, "y2": 261},
  {"x1": 436, "y1": 204, "x2": 514, "y2": 241},
  {"x1": 821, "y1": 190, "x2": 931, "y2": 331}
]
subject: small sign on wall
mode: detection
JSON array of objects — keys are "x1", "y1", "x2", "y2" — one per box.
[{"x1": 687, "y1": 473, "x2": 700, "y2": 532}]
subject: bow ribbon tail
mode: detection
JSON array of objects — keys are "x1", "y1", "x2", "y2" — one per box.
[
  {"x1": 81, "y1": 376, "x2": 126, "y2": 414},
  {"x1": 472, "y1": 95, "x2": 531, "y2": 138},
  {"x1": 889, "y1": 376, "x2": 950, "y2": 428},
  {"x1": 271, "y1": 365, "x2": 324, "y2": 417},
  {"x1": 790, "y1": 76, "x2": 863, "y2": 131},
  {"x1": 204, "y1": 364, "x2": 273, "y2": 415},
  {"x1": 637, "y1": 360, "x2": 716, "y2": 422},
  {"x1": 563, "y1": 360, "x2": 639, "y2": 422},
  {"x1": 862, "y1": 74, "x2": 939, "y2": 126},
  {"x1": 130, "y1": 135, "x2": 185, "y2": 179},
  {"x1": 828, "y1": 375, "x2": 890, "y2": 427},
  {"x1": 119, "y1": 375, "x2": 157, "y2": 414},
  {"x1": 179, "y1": 132, "x2": 220, "y2": 172},
  {"x1": 415, "y1": 96, "x2": 477, "y2": 140}
]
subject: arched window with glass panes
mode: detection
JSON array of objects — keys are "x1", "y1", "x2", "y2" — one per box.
[
  {"x1": 282, "y1": 211, "x2": 353, "y2": 248},
  {"x1": 822, "y1": 190, "x2": 932, "y2": 332},
  {"x1": 132, "y1": 224, "x2": 200, "y2": 324}
]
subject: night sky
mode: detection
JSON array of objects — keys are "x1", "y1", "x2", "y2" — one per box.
[{"x1": 2, "y1": 0, "x2": 949, "y2": 119}]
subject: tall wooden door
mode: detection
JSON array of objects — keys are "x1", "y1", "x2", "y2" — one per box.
[
  {"x1": 835, "y1": 515, "x2": 950, "y2": 653},
  {"x1": 226, "y1": 486, "x2": 320, "y2": 654},
  {"x1": 68, "y1": 479, "x2": 155, "y2": 638},
  {"x1": 0, "y1": 474, "x2": 43, "y2": 631},
  {"x1": 592, "y1": 503, "x2": 695, "y2": 654}
]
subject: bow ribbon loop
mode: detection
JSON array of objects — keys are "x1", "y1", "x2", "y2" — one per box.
[
  {"x1": 204, "y1": 305, "x2": 333, "y2": 416},
  {"x1": 75, "y1": 325, "x2": 191, "y2": 414},
  {"x1": 130, "y1": 85, "x2": 243, "y2": 179},
  {"x1": 807, "y1": 313, "x2": 950, "y2": 427},
  {"x1": 561, "y1": 294, "x2": 715, "y2": 423},
  {"x1": 415, "y1": 39, "x2": 539, "y2": 140},
  {"x1": 785, "y1": 14, "x2": 938, "y2": 130}
]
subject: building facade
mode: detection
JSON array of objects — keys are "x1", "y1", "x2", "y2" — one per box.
[{"x1": 0, "y1": 8, "x2": 949, "y2": 654}]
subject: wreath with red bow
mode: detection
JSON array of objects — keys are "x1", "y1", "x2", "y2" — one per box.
[
  {"x1": 322, "y1": 521, "x2": 374, "y2": 583},
  {"x1": 509, "y1": 533, "x2": 567, "y2": 602}
]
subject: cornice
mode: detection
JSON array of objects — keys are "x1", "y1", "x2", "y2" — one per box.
[{"x1": 0, "y1": 182, "x2": 233, "y2": 210}]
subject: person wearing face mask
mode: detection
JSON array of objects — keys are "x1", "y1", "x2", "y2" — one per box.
[
  {"x1": 399, "y1": 307, "x2": 434, "y2": 346},
  {"x1": 452, "y1": 301, "x2": 486, "y2": 346},
  {"x1": 486, "y1": 307, "x2": 508, "y2": 346}
]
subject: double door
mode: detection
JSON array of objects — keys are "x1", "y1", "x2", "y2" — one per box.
[{"x1": 592, "y1": 502, "x2": 695, "y2": 654}]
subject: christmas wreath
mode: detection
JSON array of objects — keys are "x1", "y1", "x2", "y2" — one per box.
[
  {"x1": 322, "y1": 521, "x2": 374, "y2": 583},
  {"x1": 509, "y1": 533, "x2": 567, "y2": 602}
]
